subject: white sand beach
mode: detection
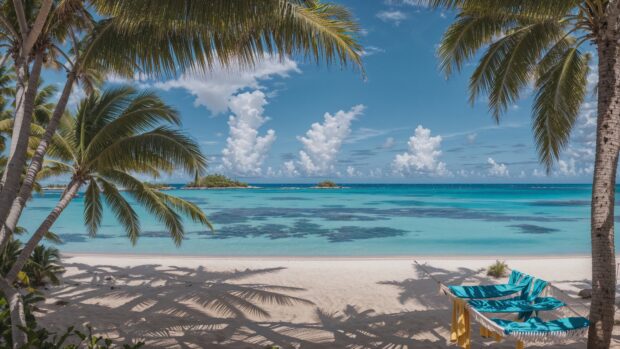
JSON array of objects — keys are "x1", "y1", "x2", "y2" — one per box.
[{"x1": 37, "y1": 255, "x2": 619, "y2": 348}]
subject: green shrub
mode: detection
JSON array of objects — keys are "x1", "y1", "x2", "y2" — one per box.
[{"x1": 487, "y1": 260, "x2": 509, "y2": 279}]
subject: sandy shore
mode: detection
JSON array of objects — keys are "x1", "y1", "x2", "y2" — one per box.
[{"x1": 37, "y1": 255, "x2": 618, "y2": 348}]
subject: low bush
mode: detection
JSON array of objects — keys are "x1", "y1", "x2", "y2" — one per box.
[{"x1": 486, "y1": 260, "x2": 509, "y2": 278}]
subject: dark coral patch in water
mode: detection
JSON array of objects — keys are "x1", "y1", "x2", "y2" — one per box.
[
  {"x1": 268, "y1": 197, "x2": 310, "y2": 201},
  {"x1": 529, "y1": 200, "x2": 589, "y2": 207},
  {"x1": 140, "y1": 230, "x2": 189, "y2": 239},
  {"x1": 27, "y1": 206, "x2": 55, "y2": 211},
  {"x1": 57, "y1": 233, "x2": 114, "y2": 243},
  {"x1": 208, "y1": 206, "x2": 576, "y2": 225},
  {"x1": 368, "y1": 200, "x2": 428, "y2": 206},
  {"x1": 199, "y1": 219, "x2": 407, "y2": 242},
  {"x1": 508, "y1": 224, "x2": 559, "y2": 234},
  {"x1": 177, "y1": 197, "x2": 209, "y2": 205},
  {"x1": 330, "y1": 226, "x2": 406, "y2": 242}
]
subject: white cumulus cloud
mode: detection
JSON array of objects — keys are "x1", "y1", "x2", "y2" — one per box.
[
  {"x1": 282, "y1": 160, "x2": 299, "y2": 177},
  {"x1": 221, "y1": 91, "x2": 276, "y2": 175},
  {"x1": 295, "y1": 105, "x2": 365, "y2": 175},
  {"x1": 382, "y1": 137, "x2": 395, "y2": 149},
  {"x1": 487, "y1": 157, "x2": 509, "y2": 177},
  {"x1": 114, "y1": 56, "x2": 299, "y2": 115},
  {"x1": 377, "y1": 10, "x2": 407, "y2": 24},
  {"x1": 392, "y1": 125, "x2": 448, "y2": 176},
  {"x1": 466, "y1": 133, "x2": 477, "y2": 144},
  {"x1": 346, "y1": 166, "x2": 361, "y2": 177}
]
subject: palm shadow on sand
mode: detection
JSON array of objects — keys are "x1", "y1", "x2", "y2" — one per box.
[{"x1": 37, "y1": 260, "x2": 614, "y2": 348}]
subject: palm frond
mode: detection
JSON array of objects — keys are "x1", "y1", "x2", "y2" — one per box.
[
  {"x1": 75, "y1": 86, "x2": 138, "y2": 153},
  {"x1": 424, "y1": 0, "x2": 580, "y2": 20},
  {"x1": 533, "y1": 48, "x2": 589, "y2": 171},
  {"x1": 43, "y1": 231, "x2": 63, "y2": 244},
  {"x1": 438, "y1": 14, "x2": 511, "y2": 77},
  {"x1": 92, "y1": 126, "x2": 207, "y2": 176},
  {"x1": 153, "y1": 191, "x2": 213, "y2": 231},
  {"x1": 469, "y1": 21, "x2": 566, "y2": 120},
  {"x1": 83, "y1": 179, "x2": 103, "y2": 237},
  {"x1": 101, "y1": 170, "x2": 184, "y2": 246},
  {"x1": 84, "y1": 89, "x2": 180, "y2": 159},
  {"x1": 96, "y1": 176, "x2": 141, "y2": 244},
  {"x1": 36, "y1": 160, "x2": 72, "y2": 181},
  {"x1": 83, "y1": 0, "x2": 362, "y2": 78}
]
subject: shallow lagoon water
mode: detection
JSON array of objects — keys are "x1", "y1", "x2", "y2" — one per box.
[{"x1": 18, "y1": 184, "x2": 614, "y2": 256}]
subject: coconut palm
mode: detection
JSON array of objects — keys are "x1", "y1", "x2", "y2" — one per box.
[
  {"x1": 0, "y1": 80, "x2": 59, "y2": 197},
  {"x1": 0, "y1": 2, "x2": 363, "y2": 345},
  {"x1": 22, "y1": 245, "x2": 64, "y2": 287},
  {"x1": 426, "y1": 1, "x2": 618, "y2": 347},
  {"x1": 0, "y1": 0, "x2": 363, "y2": 243},
  {"x1": 4, "y1": 85, "x2": 211, "y2": 288}
]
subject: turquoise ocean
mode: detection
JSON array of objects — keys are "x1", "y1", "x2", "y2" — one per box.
[{"x1": 18, "y1": 184, "x2": 616, "y2": 256}]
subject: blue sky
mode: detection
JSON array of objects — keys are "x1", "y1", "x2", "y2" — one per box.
[{"x1": 52, "y1": 1, "x2": 599, "y2": 183}]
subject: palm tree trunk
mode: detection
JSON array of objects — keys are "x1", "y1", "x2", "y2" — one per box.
[
  {"x1": 1, "y1": 179, "x2": 80, "y2": 348},
  {"x1": 2, "y1": 74, "x2": 77, "y2": 238},
  {"x1": 22, "y1": 0, "x2": 52, "y2": 58},
  {"x1": 0, "y1": 53, "x2": 43, "y2": 244},
  {"x1": 6, "y1": 179, "x2": 81, "y2": 284},
  {"x1": 0, "y1": 277, "x2": 27, "y2": 349},
  {"x1": 588, "y1": 30, "x2": 620, "y2": 349}
]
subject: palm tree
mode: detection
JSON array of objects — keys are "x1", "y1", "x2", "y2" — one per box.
[
  {"x1": 0, "y1": 80, "x2": 59, "y2": 199},
  {"x1": 5, "y1": 85, "x2": 212, "y2": 287},
  {"x1": 22, "y1": 245, "x2": 64, "y2": 287},
  {"x1": 426, "y1": 1, "x2": 617, "y2": 347},
  {"x1": 0, "y1": 2, "x2": 363, "y2": 346},
  {"x1": 0, "y1": 0, "x2": 363, "y2": 247}
]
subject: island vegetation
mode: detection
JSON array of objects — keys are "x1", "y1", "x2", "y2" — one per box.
[
  {"x1": 315, "y1": 180, "x2": 339, "y2": 188},
  {"x1": 42, "y1": 184, "x2": 67, "y2": 190},
  {"x1": 143, "y1": 182, "x2": 174, "y2": 191},
  {"x1": 186, "y1": 174, "x2": 248, "y2": 189}
]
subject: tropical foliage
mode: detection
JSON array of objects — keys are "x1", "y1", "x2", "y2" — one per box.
[
  {"x1": 23, "y1": 245, "x2": 64, "y2": 287},
  {"x1": 0, "y1": 1, "x2": 363, "y2": 346},
  {"x1": 426, "y1": 1, "x2": 618, "y2": 347},
  {"x1": 37, "y1": 86, "x2": 212, "y2": 246}
]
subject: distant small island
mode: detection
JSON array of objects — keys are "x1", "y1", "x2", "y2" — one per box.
[
  {"x1": 42, "y1": 184, "x2": 67, "y2": 190},
  {"x1": 144, "y1": 182, "x2": 174, "y2": 191},
  {"x1": 185, "y1": 174, "x2": 249, "y2": 189},
  {"x1": 314, "y1": 180, "x2": 340, "y2": 188}
]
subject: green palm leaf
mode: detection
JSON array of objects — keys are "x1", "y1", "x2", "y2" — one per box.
[
  {"x1": 83, "y1": 0, "x2": 362, "y2": 78},
  {"x1": 101, "y1": 170, "x2": 184, "y2": 246},
  {"x1": 84, "y1": 179, "x2": 103, "y2": 237},
  {"x1": 469, "y1": 21, "x2": 565, "y2": 120},
  {"x1": 438, "y1": 14, "x2": 510, "y2": 77},
  {"x1": 153, "y1": 191, "x2": 213, "y2": 231},
  {"x1": 92, "y1": 126, "x2": 206, "y2": 176},
  {"x1": 96, "y1": 177, "x2": 141, "y2": 244},
  {"x1": 533, "y1": 48, "x2": 590, "y2": 170}
]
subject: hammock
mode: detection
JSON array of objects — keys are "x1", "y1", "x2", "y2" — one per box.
[
  {"x1": 448, "y1": 270, "x2": 532, "y2": 299},
  {"x1": 468, "y1": 279, "x2": 565, "y2": 319},
  {"x1": 492, "y1": 317, "x2": 590, "y2": 337},
  {"x1": 413, "y1": 261, "x2": 589, "y2": 348},
  {"x1": 468, "y1": 296, "x2": 566, "y2": 313}
]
